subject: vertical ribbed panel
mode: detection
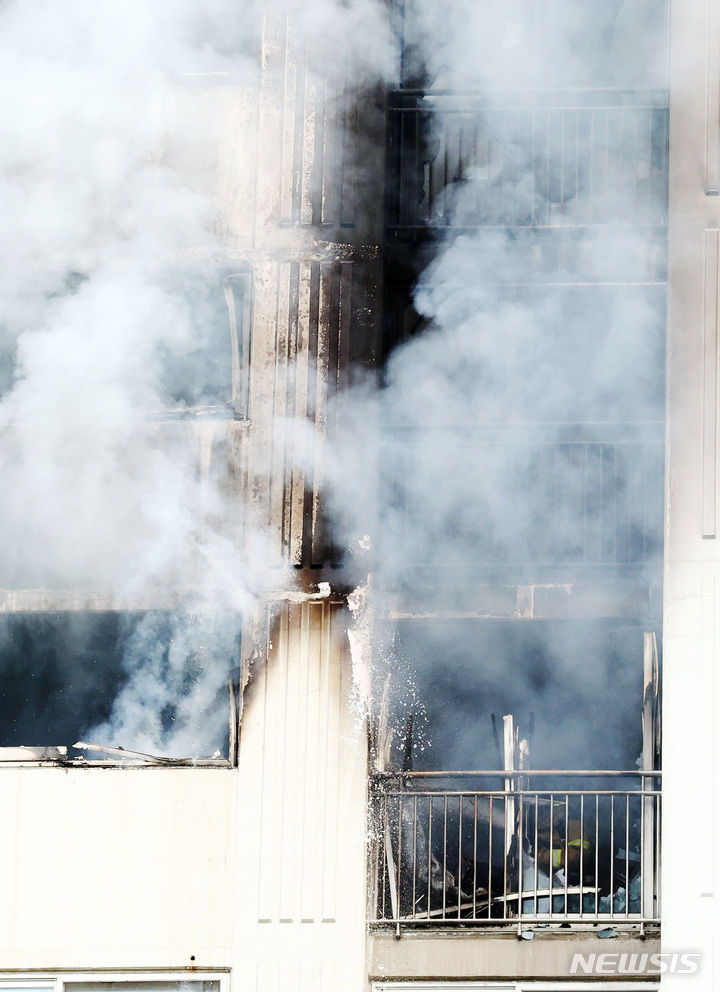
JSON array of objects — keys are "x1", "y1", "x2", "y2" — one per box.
[
  {"x1": 707, "y1": 0, "x2": 720, "y2": 192},
  {"x1": 271, "y1": 260, "x2": 354, "y2": 566},
  {"x1": 256, "y1": 603, "x2": 287, "y2": 924},
  {"x1": 277, "y1": 13, "x2": 359, "y2": 229},
  {"x1": 703, "y1": 228, "x2": 719, "y2": 537},
  {"x1": 256, "y1": 960, "x2": 278, "y2": 992},
  {"x1": 319, "y1": 599, "x2": 341, "y2": 919},
  {"x1": 256, "y1": 601, "x2": 345, "y2": 923},
  {"x1": 256, "y1": 959, "x2": 337, "y2": 991}
]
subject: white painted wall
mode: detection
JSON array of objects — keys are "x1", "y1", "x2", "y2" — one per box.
[
  {"x1": 664, "y1": 0, "x2": 720, "y2": 985},
  {"x1": 0, "y1": 766, "x2": 236, "y2": 970},
  {"x1": 232, "y1": 600, "x2": 369, "y2": 992},
  {"x1": 0, "y1": 602, "x2": 369, "y2": 990}
]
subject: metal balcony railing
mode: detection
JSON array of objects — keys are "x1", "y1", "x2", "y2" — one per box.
[
  {"x1": 380, "y1": 436, "x2": 664, "y2": 568},
  {"x1": 371, "y1": 771, "x2": 661, "y2": 933},
  {"x1": 386, "y1": 96, "x2": 669, "y2": 234}
]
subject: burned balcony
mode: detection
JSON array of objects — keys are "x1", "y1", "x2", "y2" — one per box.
[
  {"x1": 368, "y1": 624, "x2": 661, "y2": 934},
  {"x1": 387, "y1": 0, "x2": 670, "y2": 250},
  {"x1": 371, "y1": 769, "x2": 661, "y2": 933},
  {"x1": 379, "y1": 429, "x2": 664, "y2": 593},
  {"x1": 386, "y1": 91, "x2": 669, "y2": 240}
]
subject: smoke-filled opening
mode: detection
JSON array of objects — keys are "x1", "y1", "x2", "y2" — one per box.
[
  {"x1": 0, "y1": 611, "x2": 242, "y2": 758},
  {"x1": 365, "y1": 0, "x2": 669, "y2": 756},
  {"x1": 360, "y1": 0, "x2": 668, "y2": 929},
  {"x1": 378, "y1": 619, "x2": 651, "y2": 773}
]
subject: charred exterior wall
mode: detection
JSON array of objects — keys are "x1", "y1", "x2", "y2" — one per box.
[
  {"x1": 0, "y1": 0, "x2": 710, "y2": 986},
  {"x1": 0, "y1": 2, "x2": 377, "y2": 986}
]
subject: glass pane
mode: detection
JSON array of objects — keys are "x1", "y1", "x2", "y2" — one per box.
[
  {"x1": 67, "y1": 982, "x2": 220, "y2": 992},
  {"x1": 0, "y1": 986, "x2": 55, "y2": 992},
  {"x1": 159, "y1": 270, "x2": 237, "y2": 410}
]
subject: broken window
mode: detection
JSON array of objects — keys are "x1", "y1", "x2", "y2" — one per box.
[
  {"x1": 0, "y1": 268, "x2": 252, "y2": 416},
  {"x1": 0, "y1": 611, "x2": 242, "y2": 762},
  {"x1": 370, "y1": 619, "x2": 661, "y2": 927},
  {"x1": 370, "y1": 621, "x2": 661, "y2": 928},
  {"x1": 379, "y1": 618, "x2": 652, "y2": 772}
]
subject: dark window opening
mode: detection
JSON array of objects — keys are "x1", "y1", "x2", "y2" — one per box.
[
  {"x1": 381, "y1": 618, "x2": 651, "y2": 772},
  {"x1": 0, "y1": 610, "x2": 241, "y2": 759},
  {"x1": 0, "y1": 270, "x2": 90, "y2": 403}
]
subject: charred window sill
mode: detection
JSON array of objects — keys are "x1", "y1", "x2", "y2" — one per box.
[
  {"x1": 148, "y1": 404, "x2": 251, "y2": 423},
  {"x1": 0, "y1": 746, "x2": 234, "y2": 768}
]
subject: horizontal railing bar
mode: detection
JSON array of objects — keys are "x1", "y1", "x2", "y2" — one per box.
[
  {"x1": 379, "y1": 437, "x2": 665, "y2": 445},
  {"x1": 369, "y1": 917, "x2": 661, "y2": 925},
  {"x1": 380, "y1": 789, "x2": 660, "y2": 798},
  {"x1": 374, "y1": 768, "x2": 662, "y2": 778},
  {"x1": 390, "y1": 87, "x2": 670, "y2": 96},
  {"x1": 390, "y1": 105, "x2": 667, "y2": 113},
  {"x1": 386, "y1": 230, "x2": 669, "y2": 239}
]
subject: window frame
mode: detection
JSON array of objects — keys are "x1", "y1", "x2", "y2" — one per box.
[
  {"x1": 0, "y1": 608, "x2": 244, "y2": 769},
  {"x1": 0, "y1": 972, "x2": 230, "y2": 992},
  {"x1": 156, "y1": 268, "x2": 253, "y2": 421}
]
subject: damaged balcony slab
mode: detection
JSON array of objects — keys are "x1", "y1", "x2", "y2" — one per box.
[
  {"x1": 0, "y1": 588, "x2": 228, "y2": 612},
  {"x1": 73, "y1": 741, "x2": 230, "y2": 765}
]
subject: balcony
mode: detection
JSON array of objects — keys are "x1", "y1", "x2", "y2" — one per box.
[
  {"x1": 370, "y1": 770, "x2": 661, "y2": 935},
  {"x1": 380, "y1": 433, "x2": 664, "y2": 571},
  {"x1": 386, "y1": 89, "x2": 668, "y2": 229}
]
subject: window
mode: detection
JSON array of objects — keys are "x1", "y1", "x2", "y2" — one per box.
[
  {"x1": 0, "y1": 611, "x2": 242, "y2": 763},
  {"x1": 0, "y1": 975, "x2": 227, "y2": 992},
  {"x1": 158, "y1": 269, "x2": 252, "y2": 418}
]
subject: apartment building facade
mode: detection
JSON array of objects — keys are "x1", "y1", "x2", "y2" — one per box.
[{"x1": 0, "y1": 0, "x2": 715, "y2": 989}]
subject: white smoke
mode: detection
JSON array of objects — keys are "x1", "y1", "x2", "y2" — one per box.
[
  {"x1": 323, "y1": 0, "x2": 669, "y2": 771},
  {"x1": 0, "y1": 0, "x2": 667, "y2": 763},
  {"x1": 0, "y1": 0, "x2": 395, "y2": 756}
]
